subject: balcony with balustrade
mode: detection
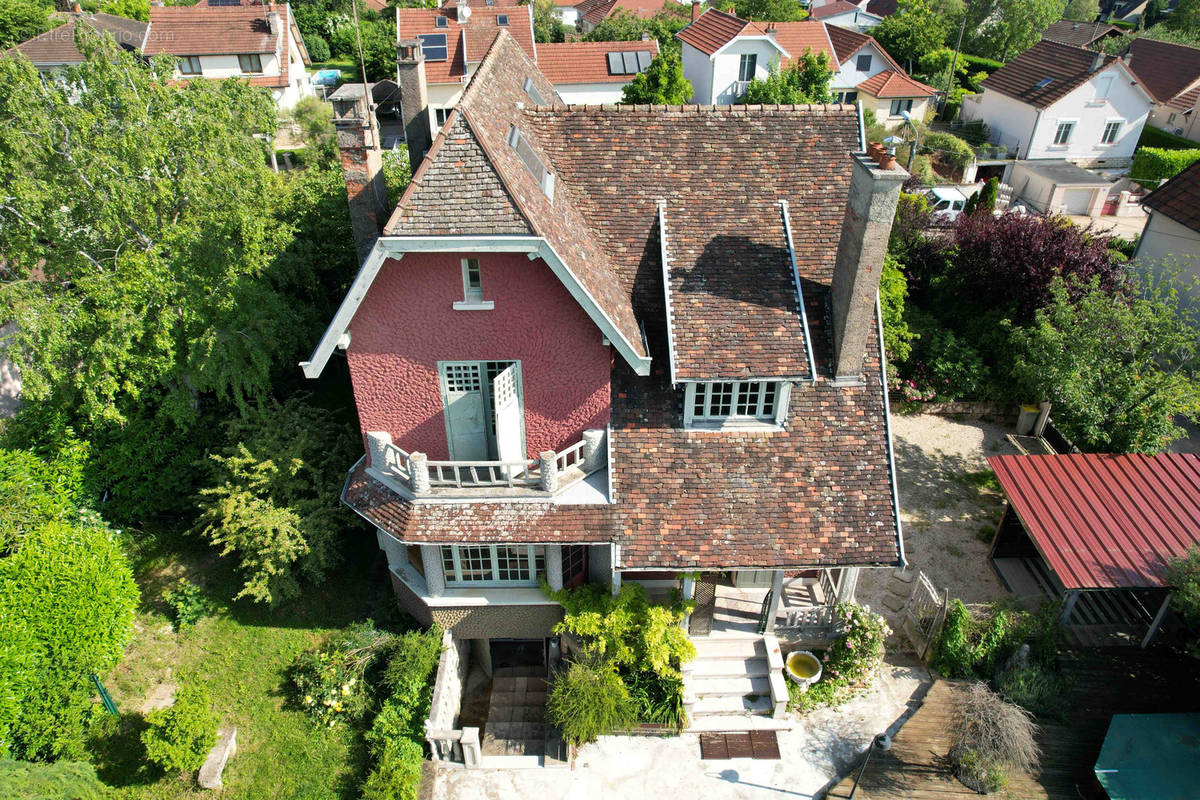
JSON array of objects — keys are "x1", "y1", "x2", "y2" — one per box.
[{"x1": 363, "y1": 427, "x2": 610, "y2": 503}]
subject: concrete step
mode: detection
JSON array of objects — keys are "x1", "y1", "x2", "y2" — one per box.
[
  {"x1": 688, "y1": 714, "x2": 793, "y2": 732},
  {"x1": 690, "y1": 636, "x2": 766, "y2": 659},
  {"x1": 689, "y1": 675, "x2": 771, "y2": 699},
  {"x1": 688, "y1": 656, "x2": 771, "y2": 679},
  {"x1": 691, "y1": 693, "x2": 774, "y2": 717}
]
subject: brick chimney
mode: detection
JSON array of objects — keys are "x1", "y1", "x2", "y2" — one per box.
[
  {"x1": 397, "y1": 39, "x2": 431, "y2": 174},
  {"x1": 692, "y1": 1, "x2": 702, "y2": 21},
  {"x1": 332, "y1": 86, "x2": 387, "y2": 264},
  {"x1": 830, "y1": 151, "x2": 907, "y2": 382}
]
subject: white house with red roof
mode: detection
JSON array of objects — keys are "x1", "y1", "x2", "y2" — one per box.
[
  {"x1": 141, "y1": 0, "x2": 312, "y2": 110},
  {"x1": 677, "y1": 9, "x2": 934, "y2": 125},
  {"x1": 808, "y1": 0, "x2": 884, "y2": 31}
]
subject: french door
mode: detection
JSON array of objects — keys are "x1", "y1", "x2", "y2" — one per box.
[{"x1": 438, "y1": 360, "x2": 524, "y2": 462}]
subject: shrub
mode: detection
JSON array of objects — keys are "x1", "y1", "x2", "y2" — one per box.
[
  {"x1": 1166, "y1": 543, "x2": 1200, "y2": 630},
  {"x1": 933, "y1": 600, "x2": 1060, "y2": 680},
  {"x1": 1137, "y1": 125, "x2": 1200, "y2": 151},
  {"x1": 956, "y1": 120, "x2": 990, "y2": 147},
  {"x1": 162, "y1": 578, "x2": 215, "y2": 630},
  {"x1": 921, "y1": 131, "x2": 975, "y2": 171},
  {"x1": 361, "y1": 737, "x2": 424, "y2": 800},
  {"x1": 996, "y1": 664, "x2": 1070, "y2": 719},
  {"x1": 547, "y1": 659, "x2": 637, "y2": 744},
  {"x1": 304, "y1": 34, "x2": 330, "y2": 63},
  {"x1": 789, "y1": 603, "x2": 890, "y2": 714},
  {"x1": 1129, "y1": 146, "x2": 1200, "y2": 190},
  {"x1": 290, "y1": 622, "x2": 394, "y2": 725},
  {"x1": 881, "y1": 254, "x2": 917, "y2": 366},
  {"x1": 142, "y1": 684, "x2": 219, "y2": 776},
  {"x1": 625, "y1": 669, "x2": 686, "y2": 730},
  {"x1": 951, "y1": 682, "x2": 1039, "y2": 792},
  {"x1": 0, "y1": 759, "x2": 106, "y2": 800}
]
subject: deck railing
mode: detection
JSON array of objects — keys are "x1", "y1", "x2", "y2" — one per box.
[{"x1": 365, "y1": 428, "x2": 606, "y2": 496}]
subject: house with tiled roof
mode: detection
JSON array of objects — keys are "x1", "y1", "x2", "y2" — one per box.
[
  {"x1": 808, "y1": 0, "x2": 884, "y2": 32},
  {"x1": 141, "y1": 0, "x2": 313, "y2": 110},
  {"x1": 960, "y1": 40, "x2": 1152, "y2": 172},
  {"x1": 1123, "y1": 38, "x2": 1200, "y2": 142},
  {"x1": 1136, "y1": 160, "x2": 1200, "y2": 310},
  {"x1": 308, "y1": 28, "x2": 907, "y2": 744},
  {"x1": 1040, "y1": 19, "x2": 1122, "y2": 49},
  {"x1": 570, "y1": 0, "x2": 676, "y2": 32},
  {"x1": 677, "y1": 8, "x2": 934, "y2": 125},
  {"x1": 4, "y1": 10, "x2": 147, "y2": 69}
]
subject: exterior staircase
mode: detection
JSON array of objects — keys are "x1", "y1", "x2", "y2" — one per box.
[{"x1": 683, "y1": 635, "x2": 790, "y2": 729}]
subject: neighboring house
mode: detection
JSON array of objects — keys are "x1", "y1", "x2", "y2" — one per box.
[
  {"x1": 573, "y1": 0, "x2": 676, "y2": 33},
  {"x1": 1041, "y1": 19, "x2": 1123, "y2": 49},
  {"x1": 1135, "y1": 159, "x2": 1200, "y2": 310},
  {"x1": 397, "y1": 2, "x2": 655, "y2": 141},
  {"x1": 809, "y1": 0, "x2": 883, "y2": 32},
  {"x1": 313, "y1": 30, "x2": 905, "y2": 742},
  {"x1": 142, "y1": 0, "x2": 313, "y2": 111},
  {"x1": 677, "y1": 9, "x2": 935, "y2": 124},
  {"x1": 960, "y1": 40, "x2": 1153, "y2": 165},
  {"x1": 4, "y1": 10, "x2": 147, "y2": 69},
  {"x1": 1123, "y1": 38, "x2": 1200, "y2": 141}
]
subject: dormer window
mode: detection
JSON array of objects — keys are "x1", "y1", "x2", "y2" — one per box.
[
  {"x1": 683, "y1": 381, "x2": 790, "y2": 429},
  {"x1": 498, "y1": 14, "x2": 509, "y2": 25},
  {"x1": 454, "y1": 258, "x2": 494, "y2": 310},
  {"x1": 435, "y1": 15, "x2": 448, "y2": 27}
]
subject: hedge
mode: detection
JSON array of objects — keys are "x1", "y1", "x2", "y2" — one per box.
[
  {"x1": 959, "y1": 53, "x2": 1004, "y2": 74},
  {"x1": 1137, "y1": 125, "x2": 1200, "y2": 151},
  {"x1": 1130, "y1": 146, "x2": 1200, "y2": 190}
]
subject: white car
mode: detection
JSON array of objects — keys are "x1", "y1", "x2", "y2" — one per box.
[{"x1": 927, "y1": 187, "x2": 968, "y2": 223}]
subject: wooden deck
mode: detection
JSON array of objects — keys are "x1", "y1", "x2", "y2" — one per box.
[{"x1": 827, "y1": 647, "x2": 1200, "y2": 800}]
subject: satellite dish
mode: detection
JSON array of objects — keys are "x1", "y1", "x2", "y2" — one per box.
[{"x1": 459, "y1": 5, "x2": 472, "y2": 19}]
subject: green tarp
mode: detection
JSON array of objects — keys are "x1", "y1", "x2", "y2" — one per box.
[{"x1": 1094, "y1": 713, "x2": 1200, "y2": 800}]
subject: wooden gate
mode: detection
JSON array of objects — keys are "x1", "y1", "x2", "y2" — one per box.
[
  {"x1": 689, "y1": 576, "x2": 717, "y2": 636},
  {"x1": 899, "y1": 569, "x2": 948, "y2": 660}
]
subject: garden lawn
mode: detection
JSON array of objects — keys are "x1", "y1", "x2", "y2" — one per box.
[{"x1": 88, "y1": 536, "x2": 382, "y2": 800}]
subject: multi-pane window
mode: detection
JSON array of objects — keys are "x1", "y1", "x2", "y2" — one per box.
[
  {"x1": 689, "y1": 381, "x2": 782, "y2": 424},
  {"x1": 238, "y1": 54, "x2": 263, "y2": 74},
  {"x1": 856, "y1": 54, "x2": 872, "y2": 72},
  {"x1": 1101, "y1": 120, "x2": 1122, "y2": 144},
  {"x1": 441, "y1": 545, "x2": 545, "y2": 585},
  {"x1": 179, "y1": 56, "x2": 202, "y2": 75},
  {"x1": 1053, "y1": 121, "x2": 1074, "y2": 145},
  {"x1": 461, "y1": 258, "x2": 482, "y2": 302},
  {"x1": 834, "y1": 91, "x2": 859, "y2": 104},
  {"x1": 890, "y1": 98, "x2": 913, "y2": 116},
  {"x1": 738, "y1": 53, "x2": 757, "y2": 83},
  {"x1": 497, "y1": 14, "x2": 509, "y2": 25},
  {"x1": 435, "y1": 107, "x2": 451, "y2": 126}
]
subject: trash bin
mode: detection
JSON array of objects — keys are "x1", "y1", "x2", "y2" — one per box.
[{"x1": 1016, "y1": 403, "x2": 1039, "y2": 435}]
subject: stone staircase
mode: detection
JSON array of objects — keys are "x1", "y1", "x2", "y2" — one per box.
[{"x1": 683, "y1": 636, "x2": 776, "y2": 720}]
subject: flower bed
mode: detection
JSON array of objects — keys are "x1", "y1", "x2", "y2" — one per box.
[{"x1": 786, "y1": 603, "x2": 890, "y2": 714}]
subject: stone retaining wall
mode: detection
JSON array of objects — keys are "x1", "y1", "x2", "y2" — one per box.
[{"x1": 891, "y1": 397, "x2": 1017, "y2": 424}]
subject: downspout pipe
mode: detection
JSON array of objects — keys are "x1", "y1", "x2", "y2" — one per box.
[{"x1": 876, "y1": 292, "x2": 906, "y2": 568}]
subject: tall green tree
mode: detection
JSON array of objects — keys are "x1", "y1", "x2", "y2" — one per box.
[
  {"x1": 1062, "y1": 0, "x2": 1099, "y2": 22},
  {"x1": 1172, "y1": 0, "x2": 1200, "y2": 35},
  {"x1": 873, "y1": 0, "x2": 952, "y2": 67},
  {"x1": 533, "y1": 0, "x2": 569, "y2": 42},
  {"x1": 721, "y1": 0, "x2": 808, "y2": 22},
  {"x1": 621, "y1": 47, "x2": 693, "y2": 104},
  {"x1": 965, "y1": 0, "x2": 1061, "y2": 61},
  {"x1": 737, "y1": 50, "x2": 834, "y2": 103},
  {"x1": 0, "y1": 30, "x2": 310, "y2": 431},
  {"x1": 1009, "y1": 275, "x2": 1200, "y2": 453},
  {"x1": 0, "y1": 0, "x2": 54, "y2": 50},
  {"x1": 584, "y1": 7, "x2": 691, "y2": 49}
]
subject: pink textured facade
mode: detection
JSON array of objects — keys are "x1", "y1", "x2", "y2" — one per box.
[{"x1": 346, "y1": 252, "x2": 612, "y2": 460}]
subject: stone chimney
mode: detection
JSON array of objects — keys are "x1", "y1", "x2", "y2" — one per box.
[
  {"x1": 332, "y1": 86, "x2": 387, "y2": 264},
  {"x1": 830, "y1": 151, "x2": 907, "y2": 382},
  {"x1": 267, "y1": 6, "x2": 281, "y2": 34},
  {"x1": 397, "y1": 38, "x2": 431, "y2": 174},
  {"x1": 692, "y1": 1, "x2": 702, "y2": 21}
]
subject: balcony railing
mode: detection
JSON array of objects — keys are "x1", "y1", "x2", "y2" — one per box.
[{"x1": 365, "y1": 428, "x2": 607, "y2": 497}]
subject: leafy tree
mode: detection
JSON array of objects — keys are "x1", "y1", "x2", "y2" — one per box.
[
  {"x1": 0, "y1": 760, "x2": 106, "y2": 800},
  {"x1": 142, "y1": 684, "x2": 219, "y2": 776},
  {"x1": 721, "y1": 0, "x2": 808, "y2": 22},
  {"x1": 285, "y1": 95, "x2": 337, "y2": 163},
  {"x1": 881, "y1": 254, "x2": 917, "y2": 366},
  {"x1": 1172, "y1": 0, "x2": 1200, "y2": 35},
  {"x1": 99, "y1": 0, "x2": 150, "y2": 21},
  {"x1": 0, "y1": 31, "x2": 312, "y2": 432},
  {"x1": 1100, "y1": 23, "x2": 1200, "y2": 53},
  {"x1": 873, "y1": 0, "x2": 952, "y2": 67},
  {"x1": 304, "y1": 33, "x2": 331, "y2": 62},
  {"x1": 1166, "y1": 544, "x2": 1200, "y2": 630},
  {"x1": 738, "y1": 50, "x2": 833, "y2": 103},
  {"x1": 962, "y1": 177, "x2": 998, "y2": 216},
  {"x1": 193, "y1": 397, "x2": 358, "y2": 605},
  {"x1": 621, "y1": 47, "x2": 693, "y2": 104},
  {"x1": 1061, "y1": 0, "x2": 1099, "y2": 22},
  {"x1": 533, "y1": 0, "x2": 569, "y2": 43},
  {"x1": 1009, "y1": 275, "x2": 1200, "y2": 453},
  {"x1": 965, "y1": 0, "x2": 1061, "y2": 61},
  {"x1": 0, "y1": 0, "x2": 54, "y2": 50},
  {"x1": 1142, "y1": 0, "x2": 1168, "y2": 29},
  {"x1": 584, "y1": 6, "x2": 691, "y2": 49},
  {"x1": 0, "y1": 449, "x2": 138, "y2": 761}
]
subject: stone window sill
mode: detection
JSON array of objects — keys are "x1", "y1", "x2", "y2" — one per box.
[{"x1": 452, "y1": 300, "x2": 495, "y2": 311}]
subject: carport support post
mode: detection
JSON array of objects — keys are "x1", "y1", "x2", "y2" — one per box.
[
  {"x1": 1060, "y1": 590, "x2": 1079, "y2": 624},
  {"x1": 1141, "y1": 592, "x2": 1172, "y2": 648}
]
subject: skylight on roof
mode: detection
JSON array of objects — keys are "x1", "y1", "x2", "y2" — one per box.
[
  {"x1": 419, "y1": 33, "x2": 448, "y2": 62},
  {"x1": 1034, "y1": 78, "x2": 1053, "y2": 90},
  {"x1": 607, "y1": 50, "x2": 654, "y2": 75},
  {"x1": 435, "y1": 16, "x2": 448, "y2": 27},
  {"x1": 523, "y1": 76, "x2": 545, "y2": 105},
  {"x1": 498, "y1": 14, "x2": 509, "y2": 25},
  {"x1": 506, "y1": 125, "x2": 554, "y2": 201}
]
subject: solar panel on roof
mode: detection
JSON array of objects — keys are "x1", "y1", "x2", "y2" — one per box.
[
  {"x1": 636, "y1": 50, "x2": 652, "y2": 71},
  {"x1": 419, "y1": 33, "x2": 448, "y2": 62},
  {"x1": 1034, "y1": 78, "x2": 1053, "y2": 89},
  {"x1": 208, "y1": 0, "x2": 240, "y2": 5},
  {"x1": 621, "y1": 51, "x2": 639, "y2": 74},
  {"x1": 607, "y1": 52, "x2": 624, "y2": 75}
]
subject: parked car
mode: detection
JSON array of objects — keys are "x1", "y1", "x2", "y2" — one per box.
[{"x1": 927, "y1": 187, "x2": 968, "y2": 222}]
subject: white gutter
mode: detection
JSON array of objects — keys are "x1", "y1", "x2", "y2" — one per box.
[
  {"x1": 876, "y1": 291, "x2": 907, "y2": 568},
  {"x1": 779, "y1": 200, "x2": 819, "y2": 383}
]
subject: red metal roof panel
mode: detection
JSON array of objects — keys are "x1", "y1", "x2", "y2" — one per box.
[{"x1": 989, "y1": 454, "x2": 1200, "y2": 590}]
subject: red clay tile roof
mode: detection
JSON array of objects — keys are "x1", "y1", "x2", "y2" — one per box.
[
  {"x1": 1142, "y1": 158, "x2": 1200, "y2": 232},
  {"x1": 810, "y1": 1, "x2": 863, "y2": 19},
  {"x1": 980, "y1": 39, "x2": 1118, "y2": 109},
  {"x1": 824, "y1": 23, "x2": 874, "y2": 65},
  {"x1": 1041, "y1": 19, "x2": 1121, "y2": 48},
  {"x1": 396, "y1": 6, "x2": 536, "y2": 85},
  {"x1": 1169, "y1": 83, "x2": 1200, "y2": 112},
  {"x1": 989, "y1": 454, "x2": 1200, "y2": 590},
  {"x1": 355, "y1": 32, "x2": 901, "y2": 569},
  {"x1": 145, "y1": 2, "x2": 283, "y2": 56},
  {"x1": 5, "y1": 12, "x2": 147, "y2": 63},
  {"x1": 535, "y1": 40, "x2": 659, "y2": 85},
  {"x1": 1124, "y1": 38, "x2": 1200, "y2": 105},
  {"x1": 577, "y1": 0, "x2": 672, "y2": 25},
  {"x1": 864, "y1": 0, "x2": 897, "y2": 15},
  {"x1": 856, "y1": 69, "x2": 936, "y2": 98},
  {"x1": 768, "y1": 20, "x2": 835, "y2": 64},
  {"x1": 676, "y1": 8, "x2": 766, "y2": 56}
]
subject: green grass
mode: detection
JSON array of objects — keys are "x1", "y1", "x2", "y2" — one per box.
[
  {"x1": 87, "y1": 532, "x2": 386, "y2": 800},
  {"x1": 310, "y1": 57, "x2": 359, "y2": 82}
]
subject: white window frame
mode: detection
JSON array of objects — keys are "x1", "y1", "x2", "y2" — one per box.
[
  {"x1": 453, "y1": 258, "x2": 494, "y2": 310},
  {"x1": 738, "y1": 53, "x2": 757, "y2": 83},
  {"x1": 440, "y1": 545, "x2": 545, "y2": 586},
  {"x1": 889, "y1": 98, "x2": 913, "y2": 117},
  {"x1": 1101, "y1": 118, "x2": 1123, "y2": 145},
  {"x1": 683, "y1": 381, "x2": 791, "y2": 430},
  {"x1": 434, "y1": 107, "x2": 451, "y2": 127},
  {"x1": 1168, "y1": 112, "x2": 1178, "y2": 126},
  {"x1": 238, "y1": 53, "x2": 263, "y2": 74},
  {"x1": 1053, "y1": 119, "x2": 1076, "y2": 146},
  {"x1": 179, "y1": 55, "x2": 202, "y2": 75}
]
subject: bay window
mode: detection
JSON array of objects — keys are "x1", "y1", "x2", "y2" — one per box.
[{"x1": 440, "y1": 545, "x2": 545, "y2": 585}]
